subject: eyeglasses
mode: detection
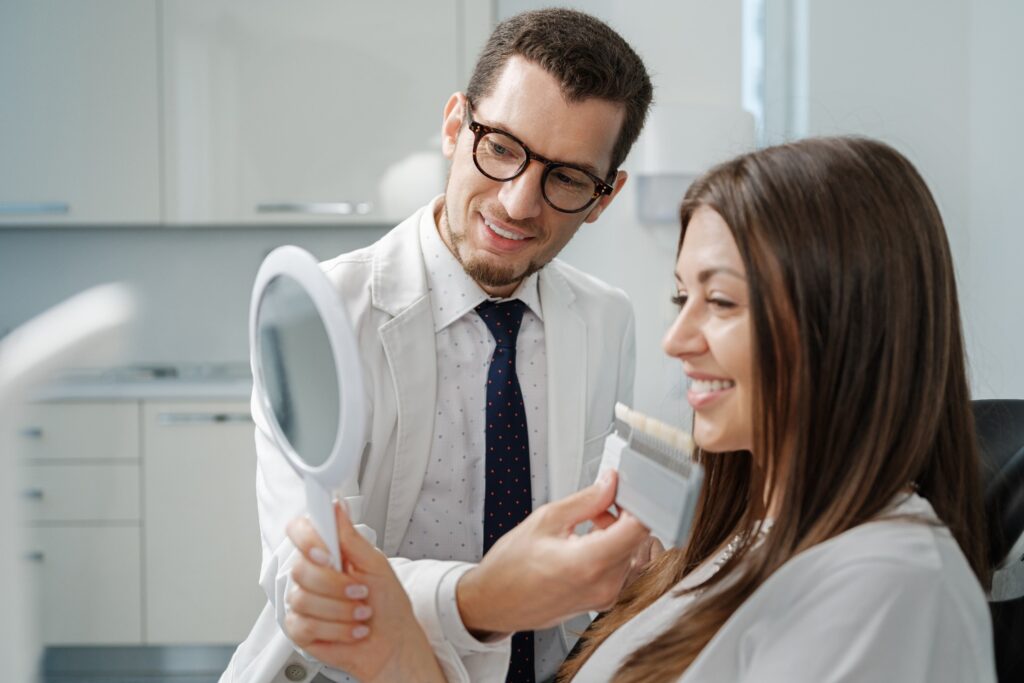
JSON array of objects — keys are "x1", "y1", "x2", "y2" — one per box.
[{"x1": 466, "y1": 115, "x2": 615, "y2": 214}]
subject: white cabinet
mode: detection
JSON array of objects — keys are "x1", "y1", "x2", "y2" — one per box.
[
  {"x1": 1, "y1": 1, "x2": 491, "y2": 227},
  {"x1": 18, "y1": 398, "x2": 262, "y2": 645},
  {"x1": 19, "y1": 401, "x2": 144, "y2": 644},
  {"x1": 142, "y1": 401, "x2": 264, "y2": 643},
  {"x1": 0, "y1": 1, "x2": 161, "y2": 225},
  {"x1": 17, "y1": 401, "x2": 140, "y2": 462},
  {"x1": 29, "y1": 527, "x2": 143, "y2": 645},
  {"x1": 161, "y1": 0, "x2": 461, "y2": 225}
]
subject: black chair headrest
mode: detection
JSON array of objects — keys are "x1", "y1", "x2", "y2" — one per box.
[{"x1": 973, "y1": 399, "x2": 1024, "y2": 566}]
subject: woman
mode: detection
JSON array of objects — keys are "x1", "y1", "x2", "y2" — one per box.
[{"x1": 284, "y1": 137, "x2": 996, "y2": 682}]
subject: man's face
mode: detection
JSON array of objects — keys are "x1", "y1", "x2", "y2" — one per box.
[{"x1": 438, "y1": 56, "x2": 628, "y2": 297}]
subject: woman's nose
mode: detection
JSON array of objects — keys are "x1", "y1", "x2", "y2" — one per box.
[{"x1": 662, "y1": 305, "x2": 708, "y2": 359}]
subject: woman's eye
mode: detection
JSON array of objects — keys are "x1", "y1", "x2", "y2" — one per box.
[
  {"x1": 707, "y1": 297, "x2": 736, "y2": 310},
  {"x1": 670, "y1": 293, "x2": 688, "y2": 308}
]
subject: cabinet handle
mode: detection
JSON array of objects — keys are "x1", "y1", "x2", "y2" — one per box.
[
  {"x1": 24, "y1": 552, "x2": 45, "y2": 563},
  {"x1": 256, "y1": 201, "x2": 372, "y2": 216},
  {"x1": 0, "y1": 202, "x2": 70, "y2": 216},
  {"x1": 19, "y1": 427, "x2": 44, "y2": 439},
  {"x1": 21, "y1": 488, "x2": 44, "y2": 501},
  {"x1": 158, "y1": 412, "x2": 252, "y2": 426}
]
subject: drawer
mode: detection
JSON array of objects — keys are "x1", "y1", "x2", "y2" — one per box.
[
  {"x1": 24, "y1": 526, "x2": 142, "y2": 644},
  {"x1": 21, "y1": 463, "x2": 140, "y2": 522},
  {"x1": 19, "y1": 402, "x2": 139, "y2": 461}
]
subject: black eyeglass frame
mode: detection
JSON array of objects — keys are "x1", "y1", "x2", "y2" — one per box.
[{"x1": 466, "y1": 117, "x2": 616, "y2": 214}]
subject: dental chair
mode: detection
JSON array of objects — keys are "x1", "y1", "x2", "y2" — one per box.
[
  {"x1": 0, "y1": 283, "x2": 136, "y2": 683},
  {"x1": 974, "y1": 399, "x2": 1024, "y2": 683}
]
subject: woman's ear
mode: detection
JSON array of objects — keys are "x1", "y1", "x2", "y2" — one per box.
[{"x1": 441, "y1": 92, "x2": 467, "y2": 160}]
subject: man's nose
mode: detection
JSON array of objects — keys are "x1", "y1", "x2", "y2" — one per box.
[{"x1": 498, "y1": 161, "x2": 545, "y2": 220}]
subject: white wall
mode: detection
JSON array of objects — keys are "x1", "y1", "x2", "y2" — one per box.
[
  {"x1": 0, "y1": 225, "x2": 387, "y2": 365},
  {"x1": 773, "y1": 0, "x2": 1024, "y2": 400},
  {"x1": 965, "y1": 0, "x2": 1024, "y2": 399}
]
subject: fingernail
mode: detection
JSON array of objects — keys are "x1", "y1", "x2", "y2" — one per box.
[
  {"x1": 352, "y1": 625, "x2": 370, "y2": 639},
  {"x1": 598, "y1": 469, "x2": 612, "y2": 484},
  {"x1": 309, "y1": 547, "x2": 331, "y2": 566},
  {"x1": 345, "y1": 584, "x2": 369, "y2": 599},
  {"x1": 353, "y1": 605, "x2": 372, "y2": 620}
]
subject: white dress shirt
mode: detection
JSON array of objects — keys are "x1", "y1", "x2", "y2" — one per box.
[
  {"x1": 572, "y1": 493, "x2": 995, "y2": 682},
  {"x1": 404, "y1": 208, "x2": 550, "y2": 560},
  {"x1": 406, "y1": 214, "x2": 570, "y2": 681}
]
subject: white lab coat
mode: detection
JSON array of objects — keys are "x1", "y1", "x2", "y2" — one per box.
[{"x1": 221, "y1": 199, "x2": 636, "y2": 683}]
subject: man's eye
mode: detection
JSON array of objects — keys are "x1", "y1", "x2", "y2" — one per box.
[
  {"x1": 552, "y1": 171, "x2": 584, "y2": 189},
  {"x1": 489, "y1": 141, "x2": 509, "y2": 156}
]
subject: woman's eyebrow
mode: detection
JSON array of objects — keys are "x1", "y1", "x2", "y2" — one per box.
[
  {"x1": 674, "y1": 267, "x2": 746, "y2": 284},
  {"x1": 697, "y1": 267, "x2": 746, "y2": 283}
]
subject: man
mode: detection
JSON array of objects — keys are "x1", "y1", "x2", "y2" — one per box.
[{"x1": 222, "y1": 8, "x2": 654, "y2": 683}]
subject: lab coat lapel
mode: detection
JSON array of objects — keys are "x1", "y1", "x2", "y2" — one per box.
[
  {"x1": 541, "y1": 265, "x2": 587, "y2": 501},
  {"x1": 378, "y1": 301, "x2": 436, "y2": 554},
  {"x1": 370, "y1": 211, "x2": 438, "y2": 555}
]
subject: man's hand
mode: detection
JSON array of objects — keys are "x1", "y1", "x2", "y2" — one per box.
[
  {"x1": 623, "y1": 534, "x2": 666, "y2": 589},
  {"x1": 285, "y1": 503, "x2": 445, "y2": 683},
  {"x1": 456, "y1": 470, "x2": 650, "y2": 635}
]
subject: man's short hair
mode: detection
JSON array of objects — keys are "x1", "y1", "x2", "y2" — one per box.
[{"x1": 466, "y1": 8, "x2": 654, "y2": 175}]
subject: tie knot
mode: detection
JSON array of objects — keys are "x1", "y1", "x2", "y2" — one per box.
[{"x1": 476, "y1": 299, "x2": 527, "y2": 348}]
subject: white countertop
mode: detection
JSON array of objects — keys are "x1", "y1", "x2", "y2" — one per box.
[{"x1": 34, "y1": 364, "x2": 253, "y2": 401}]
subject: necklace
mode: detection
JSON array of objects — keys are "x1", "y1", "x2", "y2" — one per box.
[{"x1": 709, "y1": 519, "x2": 774, "y2": 575}]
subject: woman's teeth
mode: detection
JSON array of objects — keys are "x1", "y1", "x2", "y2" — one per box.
[
  {"x1": 690, "y1": 378, "x2": 736, "y2": 394},
  {"x1": 486, "y1": 220, "x2": 526, "y2": 241}
]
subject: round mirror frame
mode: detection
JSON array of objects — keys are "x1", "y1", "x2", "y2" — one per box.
[{"x1": 249, "y1": 246, "x2": 367, "y2": 486}]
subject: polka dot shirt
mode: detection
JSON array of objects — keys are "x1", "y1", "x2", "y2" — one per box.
[{"x1": 401, "y1": 213, "x2": 565, "y2": 681}]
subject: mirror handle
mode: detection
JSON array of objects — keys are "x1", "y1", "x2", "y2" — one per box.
[{"x1": 305, "y1": 477, "x2": 342, "y2": 571}]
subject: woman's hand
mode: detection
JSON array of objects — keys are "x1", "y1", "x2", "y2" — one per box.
[{"x1": 284, "y1": 502, "x2": 445, "y2": 683}]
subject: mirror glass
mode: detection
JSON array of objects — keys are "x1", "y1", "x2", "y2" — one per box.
[{"x1": 256, "y1": 274, "x2": 340, "y2": 468}]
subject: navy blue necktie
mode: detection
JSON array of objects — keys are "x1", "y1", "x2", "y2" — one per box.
[{"x1": 477, "y1": 299, "x2": 535, "y2": 683}]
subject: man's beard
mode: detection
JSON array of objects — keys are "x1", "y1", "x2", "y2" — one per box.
[{"x1": 443, "y1": 203, "x2": 543, "y2": 290}]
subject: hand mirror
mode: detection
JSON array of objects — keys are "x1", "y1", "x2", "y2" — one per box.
[{"x1": 249, "y1": 246, "x2": 367, "y2": 570}]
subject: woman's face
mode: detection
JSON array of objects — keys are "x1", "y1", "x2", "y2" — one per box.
[{"x1": 663, "y1": 206, "x2": 754, "y2": 453}]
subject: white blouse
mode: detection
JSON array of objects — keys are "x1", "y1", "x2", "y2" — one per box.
[{"x1": 573, "y1": 494, "x2": 995, "y2": 682}]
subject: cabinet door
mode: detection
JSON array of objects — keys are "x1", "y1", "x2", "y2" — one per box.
[
  {"x1": 0, "y1": 1, "x2": 160, "y2": 225},
  {"x1": 142, "y1": 401, "x2": 264, "y2": 644},
  {"x1": 16, "y1": 401, "x2": 144, "y2": 645},
  {"x1": 19, "y1": 401, "x2": 140, "y2": 461},
  {"x1": 21, "y1": 463, "x2": 140, "y2": 523},
  {"x1": 26, "y1": 526, "x2": 143, "y2": 644},
  {"x1": 161, "y1": 0, "x2": 458, "y2": 225}
]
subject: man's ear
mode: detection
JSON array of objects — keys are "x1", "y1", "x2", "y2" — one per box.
[
  {"x1": 584, "y1": 170, "x2": 628, "y2": 224},
  {"x1": 441, "y1": 92, "x2": 468, "y2": 160}
]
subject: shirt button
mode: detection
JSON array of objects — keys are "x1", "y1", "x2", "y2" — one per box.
[{"x1": 284, "y1": 663, "x2": 308, "y2": 681}]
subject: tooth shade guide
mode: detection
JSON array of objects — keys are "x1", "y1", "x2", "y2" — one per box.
[{"x1": 614, "y1": 402, "x2": 694, "y2": 455}]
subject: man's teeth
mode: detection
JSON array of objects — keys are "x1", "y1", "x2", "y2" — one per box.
[
  {"x1": 485, "y1": 220, "x2": 526, "y2": 241},
  {"x1": 690, "y1": 378, "x2": 736, "y2": 394}
]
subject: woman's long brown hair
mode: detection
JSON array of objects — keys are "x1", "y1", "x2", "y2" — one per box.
[{"x1": 558, "y1": 137, "x2": 989, "y2": 682}]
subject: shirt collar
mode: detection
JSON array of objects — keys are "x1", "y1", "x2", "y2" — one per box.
[{"x1": 419, "y1": 198, "x2": 543, "y2": 333}]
